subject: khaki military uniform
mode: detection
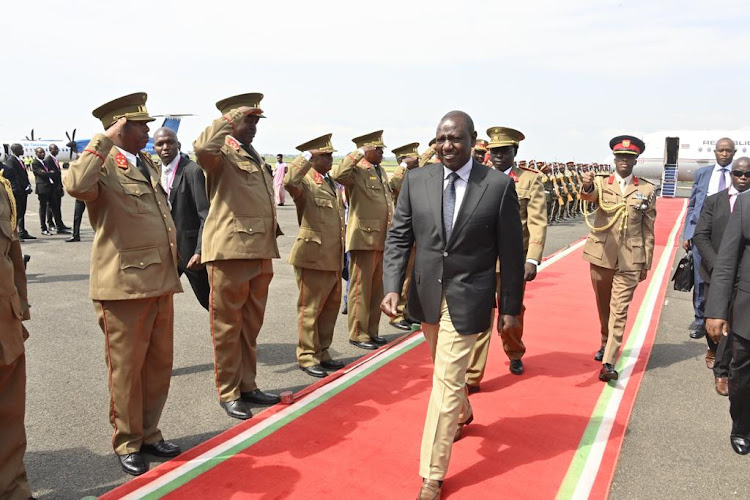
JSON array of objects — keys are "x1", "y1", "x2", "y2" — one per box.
[
  {"x1": 0, "y1": 172, "x2": 32, "y2": 500},
  {"x1": 194, "y1": 108, "x2": 280, "y2": 402},
  {"x1": 467, "y1": 165, "x2": 547, "y2": 385},
  {"x1": 581, "y1": 173, "x2": 656, "y2": 364},
  {"x1": 64, "y1": 135, "x2": 182, "y2": 455},
  {"x1": 285, "y1": 155, "x2": 346, "y2": 367},
  {"x1": 331, "y1": 150, "x2": 394, "y2": 342}
]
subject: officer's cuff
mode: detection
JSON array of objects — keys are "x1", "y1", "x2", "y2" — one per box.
[
  {"x1": 526, "y1": 259, "x2": 539, "y2": 266},
  {"x1": 302, "y1": 151, "x2": 312, "y2": 161}
]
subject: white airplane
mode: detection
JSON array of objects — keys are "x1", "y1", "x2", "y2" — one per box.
[{"x1": 631, "y1": 130, "x2": 750, "y2": 182}]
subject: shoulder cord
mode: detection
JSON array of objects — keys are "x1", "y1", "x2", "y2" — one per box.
[{"x1": 583, "y1": 176, "x2": 628, "y2": 233}]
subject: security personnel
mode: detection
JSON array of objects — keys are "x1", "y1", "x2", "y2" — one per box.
[
  {"x1": 0, "y1": 170, "x2": 33, "y2": 499},
  {"x1": 388, "y1": 142, "x2": 421, "y2": 331},
  {"x1": 581, "y1": 135, "x2": 655, "y2": 382},
  {"x1": 64, "y1": 93, "x2": 183, "y2": 476},
  {"x1": 473, "y1": 138, "x2": 490, "y2": 165},
  {"x1": 540, "y1": 163, "x2": 556, "y2": 224},
  {"x1": 331, "y1": 131, "x2": 394, "y2": 350},
  {"x1": 194, "y1": 93, "x2": 282, "y2": 420},
  {"x1": 467, "y1": 127, "x2": 547, "y2": 388},
  {"x1": 564, "y1": 161, "x2": 580, "y2": 217},
  {"x1": 284, "y1": 134, "x2": 347, "y2": 378}
]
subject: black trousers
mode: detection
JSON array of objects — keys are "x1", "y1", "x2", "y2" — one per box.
[
  {"x1": 730, "y1": 333, "x2": 750, "y2": 438},
  {"x1": 38, "y1": 193, "x2": 63, "y2": 231},
  {"x1": 72, "y1": 199, "x2": 86, "y2": 237},
  {"x1": 13, "y1": 191, "x2": 28, "y2": 234},
  {"x1": 705, "y1": 281, "x2": 733, "y2": 378},
  {"x1": 178, "y1": 265, "x2": 210, "y2": 311}
]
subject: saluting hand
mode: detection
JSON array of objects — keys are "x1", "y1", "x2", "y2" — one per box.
[
  {"x1": 237, "y1": 106, "x2": 264, "y2": 117},
  {"x1": 706, "y1": 318, "x2": 728, "y2": 344},
  {"x1": 105, "y1": 117, "x2": 128, "y2": 140},
  {"x1": 404, "y1": 157, "x2": 420, "y2": 170},
  {"x1": 380, "y1": 292, "x2": 400, "y2": 317}
]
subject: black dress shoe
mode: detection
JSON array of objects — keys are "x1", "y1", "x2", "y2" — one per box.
[
  {"x1": 321, "y1": 359, "x2": 345, "y2": 370},
  {"x1": 220, "y1": 399, "x2": 254, "y2": 420},
  {"x1": 730, "y1": 435, "x2": 750, "y2": 455},
  {"x1": 370, "y1": 336, "x2": 387, "y2": 345},
  {"x1": 20, "y1": 233, "x2": 36, "y2": 240},
  {"x1": 241, "y1": 389, "x2": 281, "y2": 405},
  {"x1": 341, "y1": 303, "x2": 348, "y2": 315},
  {"x1": 56, "y1": 228, "x2": 71, "y2": 235},
  {"x1": 66, "y1": 235, "x2": 81, "y2": 242},
  {"x1": 301, "y1": 364, "x2": 328, "y2": 378},
  {"x1": 118, "y1": 452, "x2": 147, "y2": 476},
  {"x1": 509, "y1": 359, "x2": 524, "y2": 375},
  {"x1": 689, "y1": 327, "x2": 706, "y2": 339},
  {"x1": 467, "y1": 384, "x2": 480, "y2": 394},
  {"x1": 390, "y1": 319, "x2": 412, "y2": 331},
  {"x1": 59, "y1": 224, "x2": 72, "y2": 231},
  {"x1": 141, "y1": 440, "x2": 181, "y2": 458},
  {"x1": 594, "y1": 347, "x2": 605, "y2": 362},
  {"x1": 349, "y1": 339, "x2": 378, "y2": 350},
  {"x1": 599, "y1": 363, "x2": 619, "y2": 382}
]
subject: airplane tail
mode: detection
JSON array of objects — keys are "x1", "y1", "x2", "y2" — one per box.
[{"x1": 161, "y1": 117, "x2": 182, "y2": 133}]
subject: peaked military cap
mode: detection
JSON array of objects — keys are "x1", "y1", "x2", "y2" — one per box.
[
  {"x1": 392, "y1": 142, "x2": 420, "y2": 158},
  {"x1": 352, "y1": 130, "x2": 386, "y2": 148},
  {"x1": 296, "y1": 133, "x2": 337, "y2": 153},
  {"x1": 216, "y1": 92, "x2": 266, "y2": 118},
  {"x1": 609, "y1": 135, "x2": 645, "y2": 156},
  {"x1": 474, "y1": 139, "x2": 489, "y2": 151},
  {"x1": 428, "y1": 137, "x2": 436, "y2": 147},
  {"x1": 487, "y1": 127, "x2": 525, "y2": 149},
  {"x1": 92, "y1": 92, "x2": 155, "y2": 129}
]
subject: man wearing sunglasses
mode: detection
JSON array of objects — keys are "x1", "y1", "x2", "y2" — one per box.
[{"x1": 695, "y1": 159, "x2": 750, "y2": 397}]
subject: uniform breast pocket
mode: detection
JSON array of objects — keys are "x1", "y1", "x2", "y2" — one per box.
[
  {"x1": 314, "y1": 197, "x2": 334, "y2": 219},
  {"x1": 233, "y1": 216, "x2": 266, "y2": 249},
  {"x1": 120, "y1": 182, "x2": 153, "y2": 214},
  {"x1": 357, "y1": 218, "x2": 381, "y2": 246},
  {"x1": 583, "y1": 232, "x2": 607, "y2": 259},
  {"x1": 516, "y1": 187, "x2": 531, "y2": 201},
  {"x1": 629, "y1": 237, "x2": 646, "y2": 264},
  {"x1": 237, "y1": 161, "x2": 260, "y2": 185},
  {"x1": 295, "y1": 227, "x2": 322, "y2": 261},
  {"x1": 118, "y1": 247, "x2": 163, "y2": 293}
]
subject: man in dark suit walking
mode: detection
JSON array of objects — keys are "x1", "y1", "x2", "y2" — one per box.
[
  {"x1": 684, "y1": 138, "x2": 736, "y2": 339},
  {"x1": 693, "y1": 158, "x2": 750, "y2": 396},
  {"x1": 6, "y1": 144, "x2": 34, "y2": 240},
  {"x1": 31, "y1": 147, "x2": 69, "y2": 235},
  {"x1": 706, "y1": 156, "x2": 750, "y2": 456},
  {"x1": 381, "y1": 110, "x2": 524, "y2": 499},
  {"x1": 153, "y1": 128, "x2": 210, "y2": 310}
]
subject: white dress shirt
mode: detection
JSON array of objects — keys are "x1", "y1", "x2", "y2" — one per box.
[
  {"x1": 708, "y1": 163, "x2": 733, "y2": 197},
  {"x1": 115, "y1": 147, "x2": 139, "y2": 168},
  {"x1": 160, "y1": 152, "x2": 181, "y2": 196},
  {"x1": 443, "y1": 158, "x2": 473, "y2": 227},
  {"x1": 613, "y1": 171, "x2": 633, "y2": 195}
]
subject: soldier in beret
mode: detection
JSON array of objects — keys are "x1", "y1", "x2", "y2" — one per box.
[
  {"x1": 193, "y1": 93, "x2": 282, "y2": 421},
  {"x1": 64, "y1": 92, "x2": 183, "y2": 476},
  {"x1": 284, "y1": 134, "x2": 347, "y2": 378}
]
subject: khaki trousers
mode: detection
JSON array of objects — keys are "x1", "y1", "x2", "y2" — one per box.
[
  {"x1": 0, "y1": 354, "x2": 31, "y2": 500},
  {"x1": 466, "y1": 277, "x2": 526, "y2": 387},
  {"x1": 95, "y1": 295, "x2": 174, "y2": 455},
  {"x1": 589, "y1": 264, "x2": 640, "y2": 365},
  {"x1": 420, "y1": 297, "x2": 488, "y2": 480},
  {"x1": 347, "y1": 250, "x2": 384, "y2": 342},
  {"x1": 209, "y1": 259, "x2": 273, "y2": 402},
  {"x1": 294, "y1": 267, "x2": 341, "y2": 367},
  {"x1": 393, "y1": 248, "x2": 416, "y2": 323}
]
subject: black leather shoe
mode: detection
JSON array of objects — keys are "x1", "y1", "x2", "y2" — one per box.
[
  {"x1": 320, "y1": 359, "x2": 345, "y2": 370},
  {"x1": 241, "y1": 389, "x2": 281, "y2": 405},
  {"x1": 141, "y1": 440, "x2": 181, "y2": 458},
  {"x1": 390, "y1": 319, "x2": 412, "y2": 331},
  {"x1": 59, "y1": 224, "x2": 72, "y2": 231},
  {"x1": 19, "y1": 233, "x2": 36, "y2": 240},
  {"x1": 220, "y1": 399, "x2": 254, "y2": 420},
  {"x1": 509, "y1": 359, "x2": 524, "y2": 375},
  {"x1": 301, "y1": 364, "x2": 328, "y2": 378},
  {"x1": 341, "y1": 303, "x2": 348, "y2": 315},
  {"x1": 599, "y1": 363, "x2": 618, "y2": 382},
  {"x1": 66, "y1": 235, "x2": 81, "y2": 242},
  {"x1": 730, "y1": 435, "x2": 750, "y2": 455},
  {"x1": 370, "y1": 336, "x2": 387, "y2": 345},
  {"x1": 118, "y1": 452, "x2": 147, "y2": 476},
  {"x1": 594, "y1": 347, "x2": 605, "y2": 362},
  {"x1": 467, "y1": 384, "x2": 480, "y2": 394},
  {"x1": 350, "y1": 339, "x2": 378, "y2": 350},
  {"x1": 56, "y1": 228, "x2": 71, "y2": 235},
  {"x1": 689, "y1": 327, "x2": 706, "y2": 339}
]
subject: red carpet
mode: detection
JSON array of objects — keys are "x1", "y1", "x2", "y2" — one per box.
[{"x1": 101, "y1": 198, "x2": 686, "y2": 500}]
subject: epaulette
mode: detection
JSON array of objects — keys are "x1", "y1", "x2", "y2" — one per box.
[
  {"x1": 519, "y1": 165, "x2": 539, "y2": 173},
  {"x1": 636, "y1": 176, "x2": 654, "y2": 185}
]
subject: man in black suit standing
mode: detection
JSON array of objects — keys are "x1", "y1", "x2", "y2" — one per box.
[
  {"x1": 44, "y1": 144, "x2": 70, "y2": 233},
  {"x1": 693, "y1": 158, "x2": 750, "y2": 396},
  {"x1": 6, "y1": 144, "x2": 34, "y2": 240},
  {"x1": 382, "y1": 110, "x2": 524, "y2": 499},
  {"x1": 31, "y1": 147, "x2": 69, "y2": 235},
  {"x1": 153, "y1": 128, "x2": 210, "y2": 310},
  {"x1": 706, "y1": 156, "x2": 750, "y2": 456}
]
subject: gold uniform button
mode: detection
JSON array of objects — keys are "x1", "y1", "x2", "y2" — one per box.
[{"x1": 140, "y1": 262, "x2": 144, "y2": 266}]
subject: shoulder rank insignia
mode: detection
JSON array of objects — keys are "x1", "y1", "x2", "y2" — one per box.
[
  {"x1": 508, "y1": 170, "x2": 518, "y2": 182},
  {"x1": 312, "y1": 171, "x2": 323, "y2": 184},
  {"x1": 115, "y1": 152, "x2": 128, "y2": 170},
  {"x1": 226, "y1": 136, "x2": 241, "y2": 152}
]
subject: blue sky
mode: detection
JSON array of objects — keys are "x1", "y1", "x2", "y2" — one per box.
[{"x1": 1, "y1": 0, "x2": 746, "y2": 161}]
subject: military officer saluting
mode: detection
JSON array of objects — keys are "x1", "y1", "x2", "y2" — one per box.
[
  {"x1": 467, "y1": 127, "x2": 547, "y2": 388},
  {"x1": 0, "y1": 169, "x2": 33, "y2": 498},
  {"x1": 284, "y1": 134, "x2": 348, "y2": 378},
  {"x1": 194, "y1": 93, "x2": 283, "y2": 420},
  {"x1": 64, "y1": 93, "x2": 183, "y2": 476},
  {"x1": 331, "y1": 131, "x2": 394, "y2": 350},
  {"x1": 580, "y1": 135, "x2": 656, "y2": 382}
]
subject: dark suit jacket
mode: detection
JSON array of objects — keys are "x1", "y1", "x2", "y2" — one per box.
[
  {"x1": 6, "y1": 156, "x2": 30, "y2": 194},
  {"x1": 705, "y1": 194, "x2": 750, "y2": 340},
  {"x1": 168, "y1": 153, "x2": 209, "y2": 268},
  {"x1": 684, "y1": 165, "x2": 715, "y2": 241},
  {"x1": 383, "y1": 160, "x2": 525, "y2": 335},
  {"x1": 43, "y1": 155, "x2": 64, "y2": 195},
  {"x1": 693, "y1": 189, "x2": 732, "y2": 282},
  {"x1": 31, "y1": 159, "x2": 55, "y2": 196}
]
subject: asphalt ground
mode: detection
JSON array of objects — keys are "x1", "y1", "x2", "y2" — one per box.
[{"x1": 16, "y1": 183, "x2": 746, "y2": 499}]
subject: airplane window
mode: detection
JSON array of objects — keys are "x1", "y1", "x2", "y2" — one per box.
[
  {"x1": 708, "y1": 148, "x2": 712, "y2": 152},
  {"x1": 744, "y1": 148, "x2": 747, "y2": 153},
  {"x1": 698, "y1": 147, "x2": 703, "y2": 152}
]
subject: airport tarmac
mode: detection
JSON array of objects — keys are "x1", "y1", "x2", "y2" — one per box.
[{"x1": 16, "y1": 184, "x2": 748, "y2": 499}]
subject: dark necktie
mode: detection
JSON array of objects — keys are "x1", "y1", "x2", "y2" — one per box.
[
  {"x1": 443, "y1": 172, "x2": 459, "y2": 242},
  {"x1": 324, "y1": 174, "x2": 336, "y2": 193},
  {"x1": 373, "y1": 164, "x2": 383, "y2": 183},
  {"x1": 719, "y1": 167, "x2": 728, "y2": 192},
  {"x1": 136, "y1": 156, "x2": 150, "y2": 182}
]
